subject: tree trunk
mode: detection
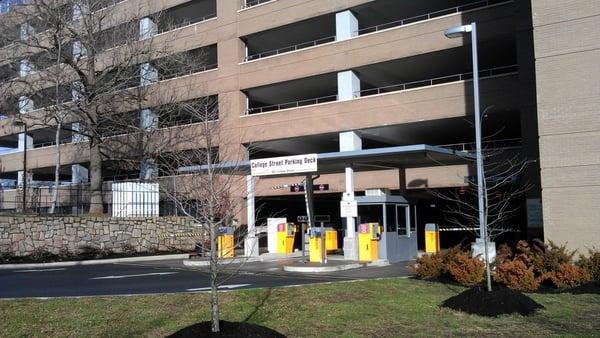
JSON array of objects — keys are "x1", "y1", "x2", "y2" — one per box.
[
  {"x1": 89, "y1": 142, "x2": 103, "y2": 214},
  {"x1": 210, "y1": 219, "x2": 220, "y2": 333},
  {"x1": 49, "y1": 122, "x2": 61, "y2": 214}
]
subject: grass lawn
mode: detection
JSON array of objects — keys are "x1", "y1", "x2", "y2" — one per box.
[{"x1": 1, "y1": 278, "x2": 599, "y2": 337}]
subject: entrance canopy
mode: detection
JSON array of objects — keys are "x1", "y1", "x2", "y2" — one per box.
[{"x1": 179, "y1": 144, "x2": 474, "y2": 176}]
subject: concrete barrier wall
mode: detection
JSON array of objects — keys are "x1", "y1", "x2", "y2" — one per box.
[{"x1": 0, "y1": 215, "x2": 197, "y2": 256}]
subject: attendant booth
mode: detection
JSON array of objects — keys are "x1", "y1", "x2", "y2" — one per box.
[{"x1": 357, "y1": 190, "x2": 417, "y2": 263}]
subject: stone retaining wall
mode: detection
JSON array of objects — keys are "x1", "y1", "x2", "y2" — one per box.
[{"x1": 0, "y1": 215, "x2": 198, "y2": 256}]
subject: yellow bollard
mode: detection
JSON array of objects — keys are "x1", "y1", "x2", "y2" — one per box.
[
  {"x1": 309, "y1": 228, "x2": 326, "y2": 263},
  {"x1": 325, "y1": 229, "x2": 338, "y2": 252},
  {"x1": 425, "y1": 223, "x2": 440, "y2": 253}
]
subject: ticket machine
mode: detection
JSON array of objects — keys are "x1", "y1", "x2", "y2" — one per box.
[
  {"x1": 217, "y1": 227, "x2": 235, "y2": 258},
  {"x1": 358, "y1": 223, "x2": 382, "y2": 262},
  {"x1": 277, "y1": 223, "x2": 297, "y2": 254}
]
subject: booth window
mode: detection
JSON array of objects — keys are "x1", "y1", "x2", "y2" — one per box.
[
  {"x1": 358, "y1": 205, "x2": 383, "y2": 227},
  {"x1": 397, "y1": 205, "x2": 408, "y2": 236},
  {"x1": 410, "y1": 205, "x2": 417, "y2": 234},
  {"x1": 385, "y1": 205, "x2": 397, "y2": 232}
]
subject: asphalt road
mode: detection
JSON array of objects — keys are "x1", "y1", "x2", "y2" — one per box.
[{"x1": 0, "y1": 259, "x2": 412, "y2": 299}]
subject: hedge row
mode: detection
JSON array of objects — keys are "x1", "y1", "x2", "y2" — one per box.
[{"x1": 412, "y1": 240, "x2": 600, "y2": 291}]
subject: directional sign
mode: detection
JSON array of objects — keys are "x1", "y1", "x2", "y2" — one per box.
[{"x1": 289, "y1": 183, "x2": 329, "y2": 193}]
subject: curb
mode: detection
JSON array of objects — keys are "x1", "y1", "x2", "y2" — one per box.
[
  {"x1": 183, "y1": 256, "x2": 263, "y2": 267},
  {"x1": 0, "y1": 254, "x2": 189, "y2": 270},
  {"x1": 283, "y1": 263, "x2": 363, "y2": 273}
]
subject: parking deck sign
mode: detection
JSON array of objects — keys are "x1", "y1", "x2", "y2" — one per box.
[{"x1": 251, "y1": 154, "x2": 318, "y2": 176}]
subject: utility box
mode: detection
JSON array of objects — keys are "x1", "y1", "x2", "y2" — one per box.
[
  {"x1": 358, "y1": 223, "x2": 381, "y2": 262},
  {"x1": 277, "y1": 223, "x2": 297, "y2": 254},
  {"x1": 309, "y1": 228, "x2": 326, "y2": 263},
  {"x1": 218, "y1": 227, "x2": 235, "y2": 258},
  {"x1": 425, "y1": 223, "x2": 440, "y2": 254}
]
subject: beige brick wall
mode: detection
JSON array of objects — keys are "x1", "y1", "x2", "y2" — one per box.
[{"x1": 532, "y1": 0, "x2": 600, "y2": 251}]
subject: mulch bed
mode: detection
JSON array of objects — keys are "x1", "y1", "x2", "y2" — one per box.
[
  {"x1": 441, "y1": 285, "x2": 544, "y2": 317},
  {"x1": 167, "y1": 321, "x2": 286, "y2": 338}
]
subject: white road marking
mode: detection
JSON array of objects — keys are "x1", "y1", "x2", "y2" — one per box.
[
  {"x1": 90, "y1": 272, "x2": 178, "y2": 280},
  {"x1": 14, "y1": 268, "x2": 67, "y2": 273},
  {"x1": 186, "y1": 284, "x2": 251, "y2": 292}
]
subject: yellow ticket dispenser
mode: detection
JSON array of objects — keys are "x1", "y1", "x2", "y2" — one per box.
[
  {"x1": 358, "y1": 223, "x2": 381, "y2": 262},
  {"x1": 309, "y1": 228, "x2": 326, "y2": 263},
  {"x1": 324, "y1": 228, "x2": 338, "y2": 252},
  {"x1": 218, "y1": 227, "x2": 235, "y2": 258},
  {"x1": 277, "y1": 223, "x2": 297, "y2": 254},
  {"x1": 425, "y1": 223, "x2": 440, "y2": 253}
]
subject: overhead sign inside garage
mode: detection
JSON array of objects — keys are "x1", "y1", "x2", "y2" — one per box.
[{"x1": 251, "y1": 154, "x2": 318, "y2": 176}]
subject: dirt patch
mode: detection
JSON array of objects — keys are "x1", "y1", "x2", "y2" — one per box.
[
  {"x1": 441, "y1": 285, "x2": 544, "y2": 317},
  {"x1": 166, "y1": 321, "x2": 286, "y2": 338}
]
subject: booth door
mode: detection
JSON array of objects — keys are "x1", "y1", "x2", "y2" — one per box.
[{"x1": 384, "y1": 204, "x2": 418, "y2": 263}]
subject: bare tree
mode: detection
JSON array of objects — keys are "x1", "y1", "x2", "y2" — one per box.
[
  {"x1": 0, "y1": 0, "x2": 178, "y2": 213},
  {"x1": 429, "y1": 108, "x2": 534, "y2": 291}
]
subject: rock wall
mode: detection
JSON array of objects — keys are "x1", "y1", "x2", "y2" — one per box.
[{"x1": 0, "y1": 215, "x2": 198, "y2": 256}]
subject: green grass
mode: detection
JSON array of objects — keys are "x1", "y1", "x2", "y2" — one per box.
[{"x1": 1, "y1": 278, "x2": 599, "y2": 337}]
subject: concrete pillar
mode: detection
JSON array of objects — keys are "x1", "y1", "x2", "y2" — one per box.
[
  {"x1": 72, "y1": 0, "x2": 89, "y2": 20},
  {"x1": 18, "y1": 96, "x2": 33, "y2": 113},
  {"x1": 140, "y1": 63, "x2": 158, "y2": 86},
  {"x1": 335, "y1": 10, "x2": 358, "y2": 41},
  {"x1": 19, "y1": 59, "x2": 32, "y2": 77},
  {"x1": 17, "y1": 133, "x2": 33, "y2": 152},
  {"x1": 139, "y1": 17, "x2": 157, "y2": 40},
  {"x1": 71, "y1": 164, "x2": 88, "y2": 184},
  {"x1": 72, "y1": 41, "x2": 86, "y2": 59},
  {"x1": 245, "y1": 175, "x2": 259, "y2": 257},
  {"x1": 71, "y1": 81, "x2": 83, "y2": 102},
  {"x1": 71, "y1": 122, "x2": 85, "y2": 143},
  {"x1": 20, "y1": 23, "x2": 33, "y2": 41},
  {"x1": 337, "y1": 70, "x2": 361, "y2": 100},
  {"x1": 139, "y1": 107, "x2": 158, "y2": 179},
  {"x1": 17, "y1": 170, "x2": 32, "y2": 187},
  {"x1": 340, "y1": 131, "x2": 362, "y2": 260},
  {"x1": 140, "y1": 108, "x2": 158, "y2": 130}
]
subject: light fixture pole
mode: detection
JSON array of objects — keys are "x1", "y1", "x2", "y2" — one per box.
[{"x1": 445, "y1": 22, "x2": 491, "y2": 291}]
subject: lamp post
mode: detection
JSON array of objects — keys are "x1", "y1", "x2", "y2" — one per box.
[
  {"x1": 445, "y1": 22, "x2": 492, "y2": 291},
  {"x1": 14, "y1": 120, "x2": 28, "y2": 211}
]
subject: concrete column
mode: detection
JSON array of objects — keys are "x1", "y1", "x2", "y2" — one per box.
[
  {"x1": 72, "y1": 41, "x2": 86, "y2": 59},
  {"x1": 140, "y1": 108, "x2": 158, "y2": 179},
  {"x1": 140, "y1": 63, "x2": 158, "y2": 86},
  {"x1": 71, "y1": 122, "x2": 85, "y2": 143},
  {"x1": 139, "y1": 17, "x2": 157, "y2": 40},
  {"x1": 335, "y1": 10, "x2": 358, "y2": 41},
  {"x1": 20, "y1": 23, "x2": 33, "y2": 41},
  {"x1": 245, "y1": 175, "x2": 259, "y2": 257},
  {"x1": 71, "y1": 81, "x2": 83, "y2": 102},
  {"x1": 140, "y1": 108, "x2": 158, "y2": 130},
  {"x1": 17, "y1": 170, "x2": 32, "y2": 187},
  {"x1": 72, "y1": 0, "x2": 89, "y2": 20},
  {"x1": 17, "y1": 133, "x2": 33, "y2": 152},
  {"x1": 19, "y1": 59, "x2": 32, "y2": 77},
  {"x1": 340, "y1": 131, "x2": 362, "y2": 260},
  {"x1": 18, "y1": 96, "x2": 33, "y2": 113},
  {"x1": 337, "y1": 70, "x2": 361, "y2": 100},
  {"x1": 71, "y1": 164, "x2": 88, "y2": 184}
]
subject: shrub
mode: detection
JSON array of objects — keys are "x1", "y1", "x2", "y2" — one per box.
[
  {"x1": 448, "y1": 252, "x2": 485, "y2": 286},
  {"x1": 29, "y1": 247, "x2": 58, "y2": 262},
  {"x1": 122, "y1": 243, "x2": 138, "y2": 256},
  {"x1": 440, "y1": 245, "x2": 465, "y2": 275},
  {"x1": 494, "y1": 259, "x2": 540, "y2": 291},
  {"x1": 547, "y1": 263, "x2": 591, "y2": 289},
  {"x1": 578, "y1": 249, "x2": 600, "y2": 281},
  {"x1": 531, "y1": 240, "x2": 576, "y2": 275},
  {"x1": 411, "y1": 253, "x2": 443, "y2": 280},
  {"x1": 495, "y1": 243, "x2": 514, "y2": 264}
]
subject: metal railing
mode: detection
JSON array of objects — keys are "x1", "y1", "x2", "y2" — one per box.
[
  {"x1": 245, "y1": 65, "x2": 517, "y2": 115},
  {"x1": 356, "y1": 65, "x2": 518, "y2": 97},
  {"x1": 158, "y1": 13, "x2": 217, "y2": 34},
  {"x1": 246, "y1": 94, "x2": 337, "y2": 114},
  {"x1": 245, "y1": 36, "x2": 336, "y2": 61},
  {"x1": 357, "y1": 0, "x2": 512, "y2": 35},
  {"x1": 242, "y1": 0, "x2": 275, "y2": 10}
]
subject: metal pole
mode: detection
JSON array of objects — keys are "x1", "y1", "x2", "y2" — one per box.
[
  {"x1": 471, "y1": 22, "x2": 492, "y2": 291},
  {"x1": 471, "y1": 23, "x2": 485, "y2": 242},
  {"x1": 22, "y1": 124, "x2": 27, "y2": 212}
]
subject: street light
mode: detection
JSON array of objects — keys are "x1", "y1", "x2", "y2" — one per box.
[
  {"x1": 444, "y1": 22, "x2": 485, "y2": 242},
  {"x1": 13, "y1": 120, "x2": 28, "y2": 211},
  {"x1": 445, "y1": 23, "x2": 492, "y2": 290}
]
